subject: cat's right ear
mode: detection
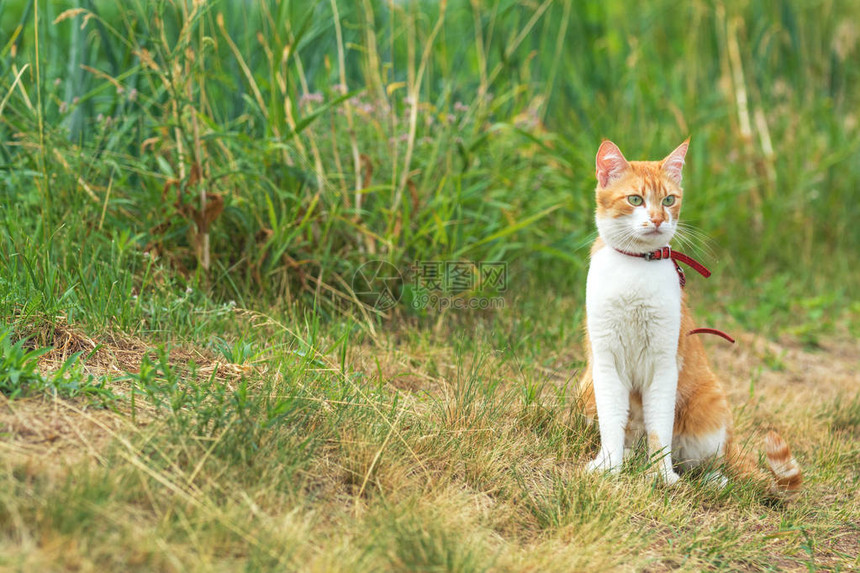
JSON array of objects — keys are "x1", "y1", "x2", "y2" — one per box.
[{"x1": 595, "y1": 140, "x2": 630, "y2": 188}]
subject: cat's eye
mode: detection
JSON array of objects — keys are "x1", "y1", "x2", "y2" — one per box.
[
  {"x1": 662, "y1": 196, "x2": 676, "y2": 206},
  {"x1": 627, "y1": 195, "x2": 644, "y2": 206}
]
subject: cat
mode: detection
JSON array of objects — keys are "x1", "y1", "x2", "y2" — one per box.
[{"x1": 579, "y1": 139, "x2": 801, "y2": 496}]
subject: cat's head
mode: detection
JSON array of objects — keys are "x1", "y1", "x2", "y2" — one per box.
[{"x1": 593, "y1": 139, "x2": 689, "y2": 253}]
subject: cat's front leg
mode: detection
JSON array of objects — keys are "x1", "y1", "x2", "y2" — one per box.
[
  {"x1": 587, "y1": 357, "x2": 629, "y2": 474},
  {"x1": 642, "y1": 363, "x2": 681, "y2": 485}
]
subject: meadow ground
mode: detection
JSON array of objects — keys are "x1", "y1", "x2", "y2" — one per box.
[
  {"x1": 1, "y1": 0, "x2": 859, "y2": 571},
  {"x1": 0, "y1": 307, "x2": 858, "y2": 571}
]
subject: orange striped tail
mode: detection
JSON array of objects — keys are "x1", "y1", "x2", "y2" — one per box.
[{"x1": 765, "y1": 430, "x2": 803, "y2": 496}]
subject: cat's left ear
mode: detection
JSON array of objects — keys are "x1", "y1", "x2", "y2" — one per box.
[{"x1": 661, "y1": 138, "x2": 690, "y2": 184}]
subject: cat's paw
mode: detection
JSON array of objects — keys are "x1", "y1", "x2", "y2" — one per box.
[
  {"x1": 702, "y1": 471, "x2": 728, "y2": 489},
  {"x1": 646, "y1": 467, "x2": 681, "y2": 486},
  {"x1": 662, "y1": 470, "x2": 681, "y2": 486},
  {"x1": 586, "y1": 453, "x2": 622, "y2": 475}
]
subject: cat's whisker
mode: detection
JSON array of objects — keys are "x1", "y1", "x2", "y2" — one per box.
[
  {"x1": 574, "y1": 230, "x2": 602, "y2": 253},
  {"x1": 617, "y1": 229, "x2": 641, "y2": 254},
  {"x1": 673, "y1": 225, "x2": 718, "y2": 260},
  {"x1": 675, "y1": 229, "x2": 715, "y2": 248},
  {"x1": 675, "y1": 223, "x2": 714, "y2": 241}
]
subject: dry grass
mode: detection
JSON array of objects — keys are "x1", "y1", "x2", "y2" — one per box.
[
  {"x1": 34, "y1": 318, "x2": 254, "y2": 382},
  {"x1": 1, "y1": 309, "x2": 858, "y2": 571}
]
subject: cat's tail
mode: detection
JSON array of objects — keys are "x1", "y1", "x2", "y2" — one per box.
[
  {"x1": 764, "y1": 430, "x2": 803, "y2": 496},
  {"x1": 727, "y1": 430, "x2": 802, "y2": 499}
]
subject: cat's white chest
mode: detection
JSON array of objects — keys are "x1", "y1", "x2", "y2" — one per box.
[{"x1": 586, "y1": 248, "x2": 682, "y2": 389}]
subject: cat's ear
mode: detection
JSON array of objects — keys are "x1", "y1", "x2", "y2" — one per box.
[
  {"x1": 661, "y1": 138, "x2": 690, "y2": 184},
  {"x1": 595, "y1": 140, "x2": 630, "y2": 188}
]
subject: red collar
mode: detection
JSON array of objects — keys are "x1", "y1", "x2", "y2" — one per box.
[
  {"x1": 614, "y1": 246, "x2": 734, "y2": 344},
  {"x1": 614, "y1": 246, "x2": 711, "y2": 288}
]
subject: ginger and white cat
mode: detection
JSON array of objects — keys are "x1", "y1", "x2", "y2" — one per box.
[{"x1": 580, "y1": 139, "x2": 801, "y2": 496}]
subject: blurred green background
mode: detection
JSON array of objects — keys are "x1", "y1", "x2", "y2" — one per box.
[{"x1": 1, "y1": 0, "x2": 858, "y2": 337}]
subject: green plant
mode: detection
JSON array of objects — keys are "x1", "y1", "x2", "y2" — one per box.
[{"x1": 0, "y1": 327, "x2": 50, "y2": 398}]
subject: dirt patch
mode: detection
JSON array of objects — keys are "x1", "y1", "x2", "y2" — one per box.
[
  {"x1": 36, "y1": 320, "x2": 250, "y2": 380},
  {"x1": 708, "y1": 333, "x2": 859, "y2": 410},
  {"x1": 1, "y1": 323, "x2": 264, "y2": 478},
  {"x1": 0, "y1": 394, "x2": 124, "y2": 471}
]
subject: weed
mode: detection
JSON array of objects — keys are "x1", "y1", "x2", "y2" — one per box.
[{"x1": 0, "y1": 327, "x2": 50, "y2": 398}]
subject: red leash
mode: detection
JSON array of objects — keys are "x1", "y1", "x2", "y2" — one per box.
[
  {"x1": 614, "y1": 246, "x2": 735, "y2": 344},
  {"x1": 687, "y1": 328, "x2": 735, "y2": 344},
  {"x1": 669, "y1": 250, "x2": 711, "y2": 281}
]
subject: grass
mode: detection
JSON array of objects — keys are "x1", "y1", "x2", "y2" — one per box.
[
  {"x1": 1, "y1": 0, "x2": 859, "y2": 570},
  {"x1": 2, "y1": 320, "x2": 858, "y2": 570}
]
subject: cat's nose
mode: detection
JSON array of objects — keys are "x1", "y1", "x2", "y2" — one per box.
[{"x1": 651, "y1": 218, "x2": 663, "y2": 228}]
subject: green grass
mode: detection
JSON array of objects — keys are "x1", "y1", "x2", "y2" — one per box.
[
  {"x1": 1, "y1": 0, "x2": 859, "y2": 570},
  {"x1": 1, "y1": 0, "x2": 858, "y2": 317}
]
